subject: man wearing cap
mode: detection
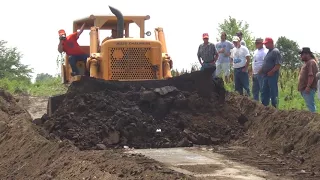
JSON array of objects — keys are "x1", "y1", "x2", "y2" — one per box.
[
  {"x1": 58, "y1": 23, "x2": 89, "y2": 76},
  {"x1": 259, "y1": 37, "x2": 282, "y2": 108},
  {"x1": 197, "y1": 33, "x2": 219, "y2": 78},
  {"x1": 215, "y1": 32, "x2": 234, "y2": 83},
  {"x1": 236, "y1": 31, "x2": 246, "y2": 46},
  {"x1": 298, "y1": 47, "x2": 319, "y2": 112},
  {"x1": 252, "y1": 38, "x2": 268, "y2": 101},
  {"x1": 230, "y1": 36, "x2": 251, "y2": 96}
]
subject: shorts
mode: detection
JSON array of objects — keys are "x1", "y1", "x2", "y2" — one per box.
[{"x1": 215, "y1": 62, "x2": 230, "y2": 76}]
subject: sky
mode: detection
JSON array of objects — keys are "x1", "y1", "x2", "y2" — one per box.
[{"x1": 0, "y1": 0, "x2": 318, "y2": 81}]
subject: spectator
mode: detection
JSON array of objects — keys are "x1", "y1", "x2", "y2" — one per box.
[
  {"x1": 298, "y1": 47, "x2": 319, "y2": 112},
  {"x1": 236, "y1": 31, "x2": 246, "y2": 46},
  {"x1": 215, "y1": 32, "x2": 234, "y2": 83},
  {"x1": 259, "y1": 37, "x2": 282, "y2": 108},
  {"x1": 230, "y1": 36, "x2": 251, "y2": 96},
  {"x1": 252, "y1": 38, "x2": 268, "y2": 101},
  {"x1": 197, "y1": 33, "x2": 219, "y2": 78}
]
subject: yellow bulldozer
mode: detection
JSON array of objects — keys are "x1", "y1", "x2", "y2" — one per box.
[{"x1": 47, "y1": 6, "x2": 174, "y2": 116}]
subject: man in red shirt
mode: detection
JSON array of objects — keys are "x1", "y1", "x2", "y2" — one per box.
[{"x1": 58, "y1": 23, "x2": 89, "y2": 76}]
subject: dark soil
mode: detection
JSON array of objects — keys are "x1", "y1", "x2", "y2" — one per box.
[{"x1": 39, "y1": 70, "x2": 246, "y2": 150}]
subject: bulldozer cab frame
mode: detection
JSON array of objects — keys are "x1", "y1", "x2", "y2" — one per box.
[
  {"x1": 73, "y1": 14, "x2": 151, "y2": 39},
  {"x1": 72, "y1": 14, "x2": 152, "y2": 59}
]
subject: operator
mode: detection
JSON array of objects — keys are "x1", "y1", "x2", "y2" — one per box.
[{"x1": 58, "y1": 23, "x2": 89, "y2": 76}]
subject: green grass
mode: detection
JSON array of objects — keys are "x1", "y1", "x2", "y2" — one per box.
[
  {"x1": 0, "y1": 77, "x2": 67, "y2": 97},
  {"x1": 224, "y1": 70, "x2": 320, "y2": 113}
]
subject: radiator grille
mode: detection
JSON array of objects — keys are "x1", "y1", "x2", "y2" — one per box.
[{"x1": 110, "y1": 47, "x2": 155, "y2": 80}]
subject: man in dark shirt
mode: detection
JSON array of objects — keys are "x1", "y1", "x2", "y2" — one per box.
[
  {"x1": 298, "y1": 47, "x2": 319, "y2": 112},
  {"x1": 197, "y1": 33, "x2": 218, "y2": 78},
  {"x1": 259, "y1": 37, "x2": 282, "y2": 108}
]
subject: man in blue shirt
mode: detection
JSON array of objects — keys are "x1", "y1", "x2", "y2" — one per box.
[{"x1": 215, "y1": 32, "x2": 234, "y2": 83}]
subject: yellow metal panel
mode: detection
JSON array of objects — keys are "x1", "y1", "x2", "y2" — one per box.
[{"x1": 101, "y1": 38, "x2": 162, "y2": 80}]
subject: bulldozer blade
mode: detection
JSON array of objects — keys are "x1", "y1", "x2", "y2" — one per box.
[{"x1": 47, "y1": 94, "x2": 66, "y2": 117}]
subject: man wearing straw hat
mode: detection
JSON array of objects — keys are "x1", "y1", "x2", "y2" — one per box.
[{"x1": 298, "y1": 47, "x2": 319, "y2": 112}]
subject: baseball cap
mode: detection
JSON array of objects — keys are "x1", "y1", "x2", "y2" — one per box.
[
  {"x1": 202, "y1": 33, "x2": 209, "y2": 39},
  {"x1": 232, "y1": 36, "x2": 240, "y2": 42},
  {"x1": 263, "y1": 37, "x2": 273, "y2": 44},
  {"x1": 58, "y1": 29, "x2": 66, "y2": 35},
  {"x1": 255, "y1": 38, "x2": 263, "y2": 43}
]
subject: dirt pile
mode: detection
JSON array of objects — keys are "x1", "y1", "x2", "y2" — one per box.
[
  {"x1": 39, "y1": 71, "x2": 246, "y2": 150},
  {"x1": 0, "y1": 89, "x2": 193, "y2": 180},
  {"x1": 225, "y1": 93, "x2": 320, "y2": 177}
]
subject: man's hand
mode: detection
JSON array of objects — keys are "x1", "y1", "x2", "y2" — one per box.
[
  {"x1": 242, "y1": 66, "x2": 247, "y2": 72},
  {"x1": 219, "y1": 48, "x2": 225, "y2": 53},
  {"x1": 305, "y1": 86, "x2": 311, "y2": 94},
  {"x1": 267, "y1": 70, "x2": 274, "y2": 76}
]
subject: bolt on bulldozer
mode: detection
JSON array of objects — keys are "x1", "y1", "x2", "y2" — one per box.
[{"x1": 47, "y1": 6, "x2": 174, "y2": 116}]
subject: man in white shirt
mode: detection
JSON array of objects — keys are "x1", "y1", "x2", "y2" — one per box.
[
  {"x1": 252, "y1": 38, "x2": 268, "y2": 101},
  {"x1": 230, "y1": 36, "x2": 251, "y2": 96}
]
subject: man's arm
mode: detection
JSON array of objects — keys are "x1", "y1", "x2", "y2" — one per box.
[
  {"x1": 197, "y1": 45, "x2": 202, "y2": 64},
  {"x1": 245, "y1": 56, "x2": 251, "y2": 68},
  {"x1": 77, "y1": 23, "x2": 86, "y2": 39},
  {"x1": 58, "y1": 41, "x2": 64, "y2": 53},
  {"x1": 268, "y1": 50, "x2": 282, "y2": 73},
  {"x1": 306, "y1": 62, "x2": 316, "y2": 88},
  {"x1": 213, "y1": 44, "x2": 219, "y2": 61}
]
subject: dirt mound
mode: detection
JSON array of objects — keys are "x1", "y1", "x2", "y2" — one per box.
[
  {"x1": 40, "y1": 71, "x2": 246, "y2": 150},
  {"x1": 0, "y1": 89, "x2": 193, "y2": 179},
  {"x1": 225, "y1": 93, "x2": 320, "y2": 177}
]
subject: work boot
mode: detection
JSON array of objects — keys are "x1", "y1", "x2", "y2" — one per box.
[{"x1": 70, "y1": 72, "x2": 77, "y2": 76}]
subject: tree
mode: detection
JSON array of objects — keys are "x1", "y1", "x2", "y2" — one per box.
[
  {"x1": 216, "y1": 16, "x2": 255, "y2": 52},
  {"x1": 275, "y1": 36, "x2": 301, "y2": 71},
  {"x1": 35, "y1": 73, "x2": 54, "y2": 83},
  {"x1": 0, "y1": 40, "x2": 33, "y2": 79}
]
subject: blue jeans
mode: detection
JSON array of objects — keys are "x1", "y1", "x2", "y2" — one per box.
[
  {"x1": 252, "y1": 74, "x2": 263, "y2": 101},
  {"x1": 261, "y1": 71, "x2": 279, "y2": 108},
  {"x1": 200, "y1": 62, "x2": 216, "y2": 79},
  {"x1": 301, "y1": 89, "x2": 316, "y2": 112},
  {"x1": 69, "y1": 54, "x2": 89, "y2": 75},
  {"x1": 234, "y1": 67, "x2": 250, "y2": 96}
]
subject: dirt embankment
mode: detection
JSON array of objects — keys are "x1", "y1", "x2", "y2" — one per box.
[
  {"x1": 0, "y1": 90, "x2": 192, "y2": 180},
  {"x1": 226, "y1": 94, "x2": 320, "y2": 178}
]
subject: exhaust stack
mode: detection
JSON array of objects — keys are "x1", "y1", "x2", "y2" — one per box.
[{"x1": 109, "y1": 6, "x2": 124, "y2": 38}]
